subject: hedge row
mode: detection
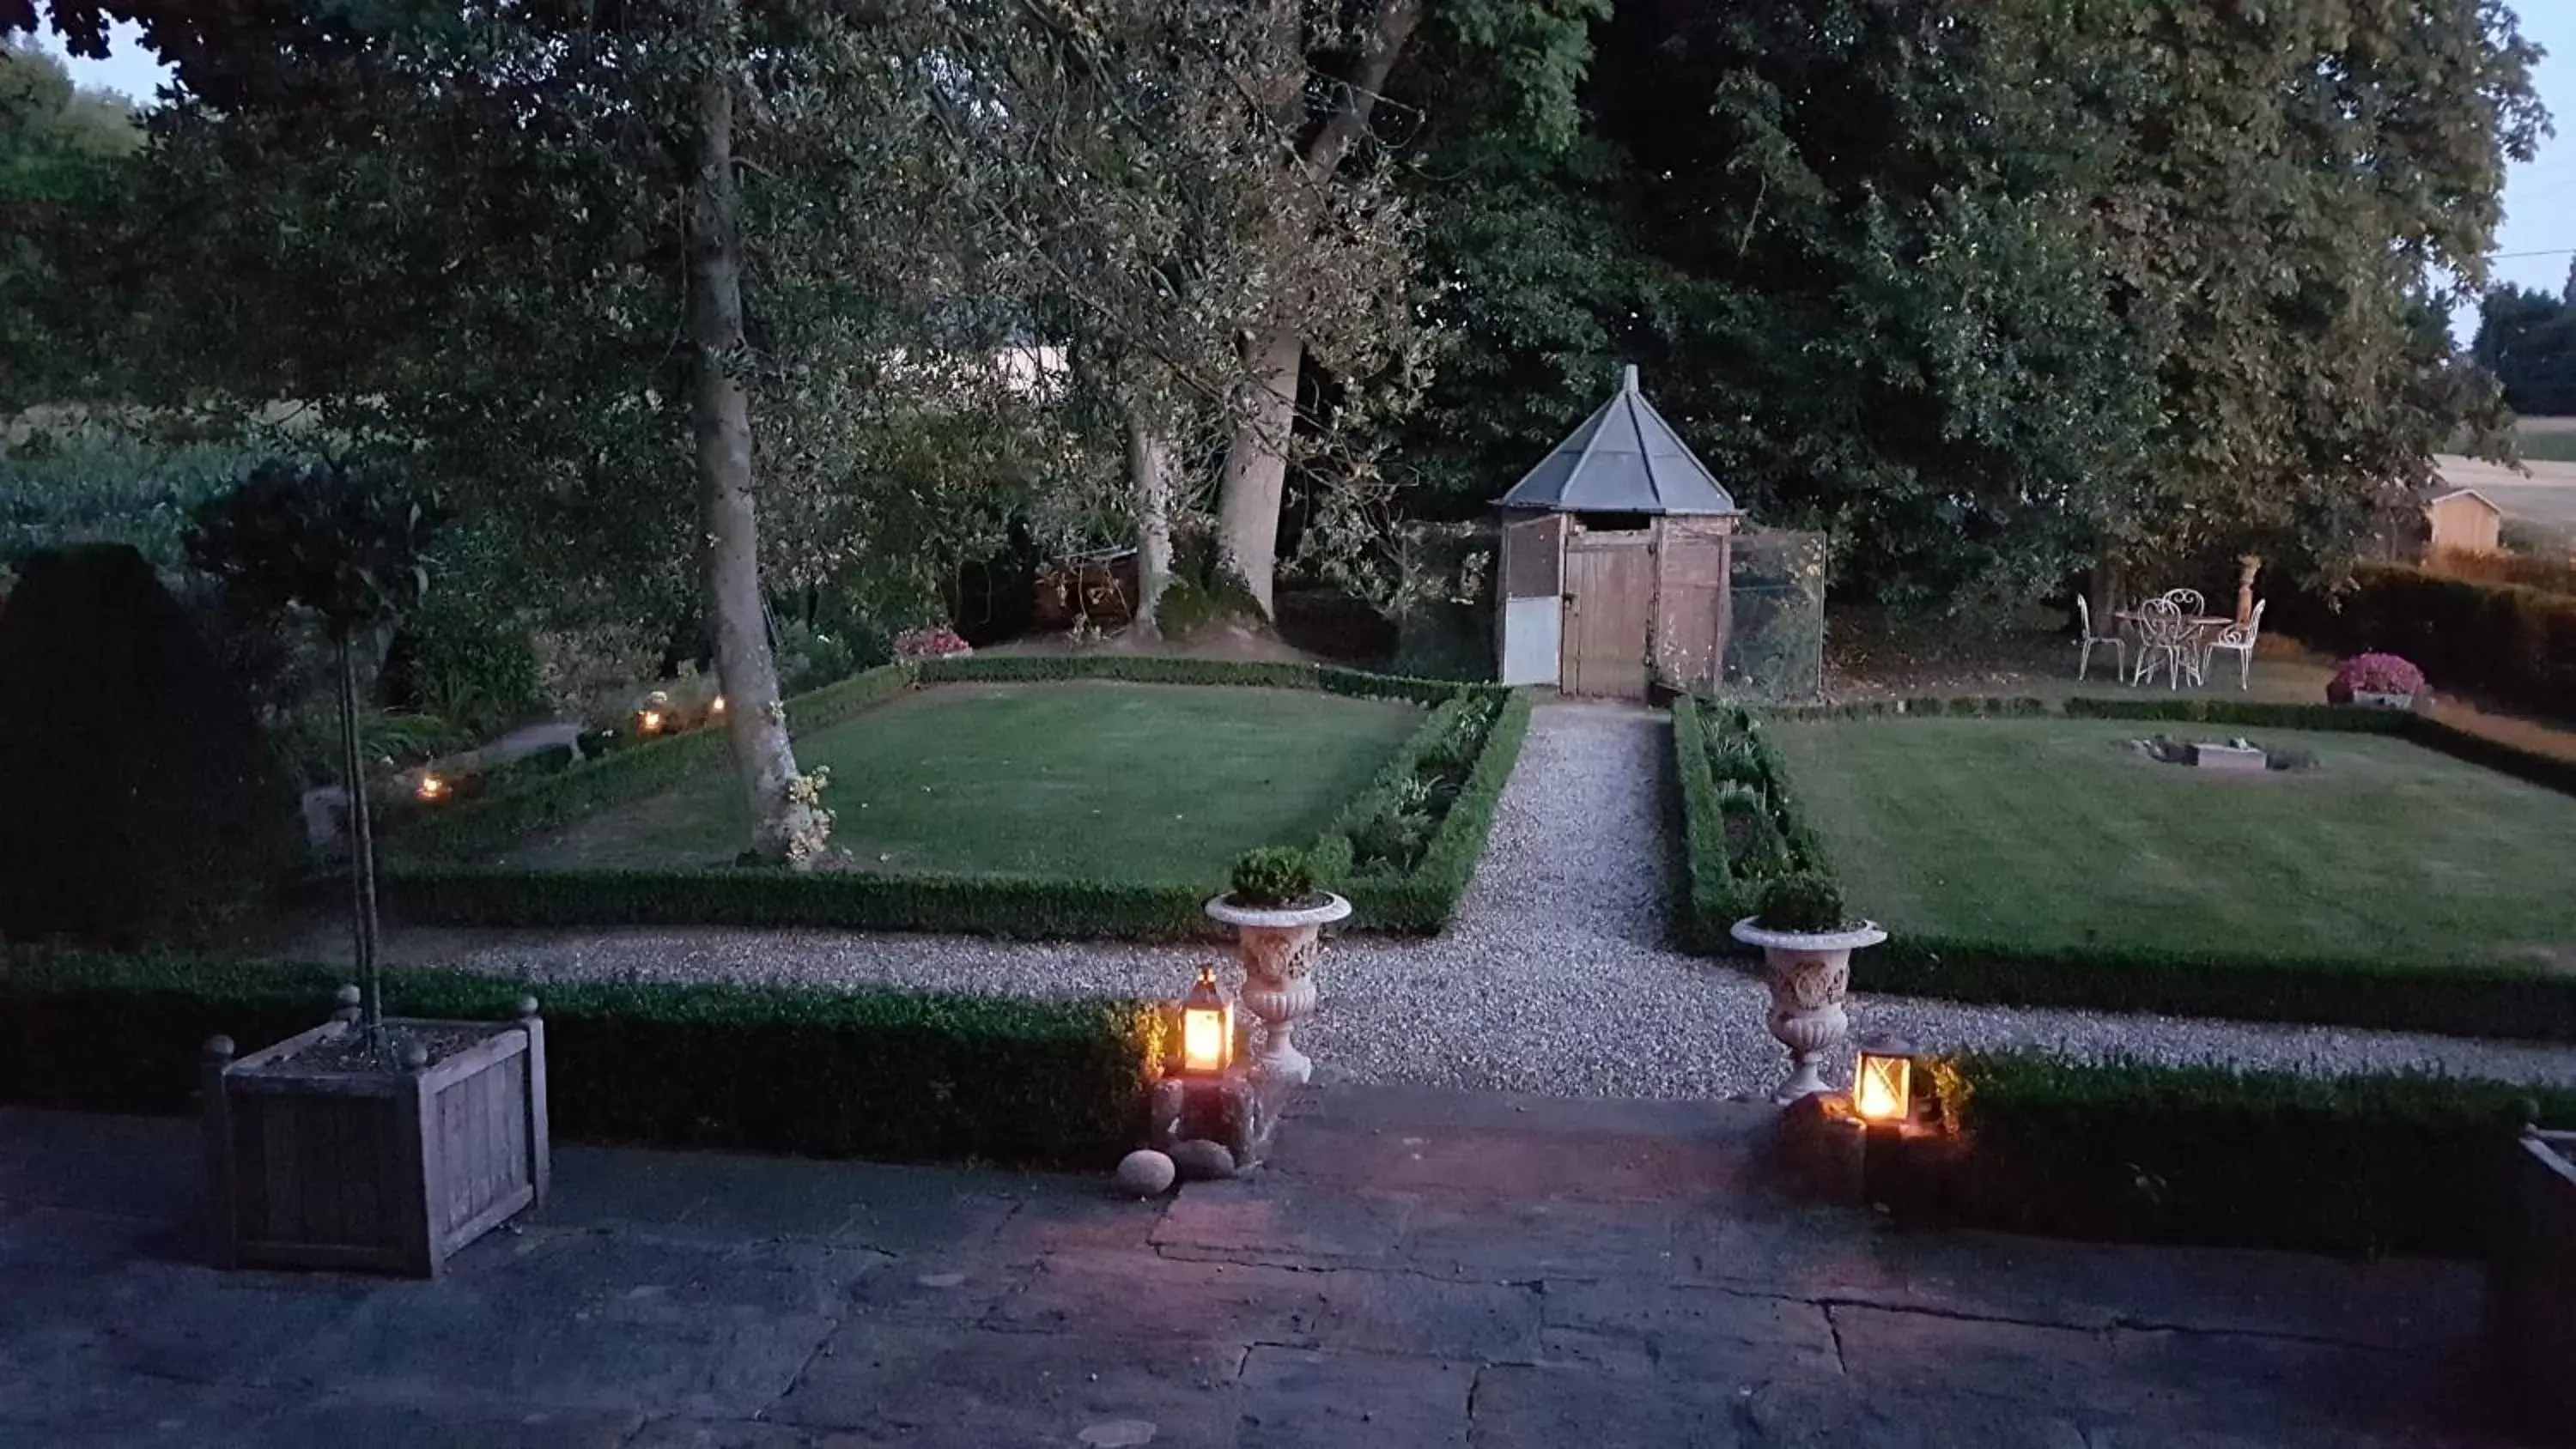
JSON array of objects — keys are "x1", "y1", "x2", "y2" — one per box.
[
  {"x1": 2280, "y1": 563, "x2": 2576, "y2": 721},
  {"x1": 384, "y1": 660, "x2": 1523, "y2": 939},
  {"x1": 1693, "y1": 695, "x2": 2576, "y2": 1040},
  {"x1": 1328, "y1": 690, "x2": 1534, "y2": 932},
  {"x1": 0, "y1": 949, "x2": 1162, "y2": 1167},
  {"x1": 1931, "y1": 1052, "x2": 2576, "y2": 1257},
  {"x1": 1670, "y1": 698, "x2": 1831, "y2": 950},
  {"x1": 393, "y1": 663, "x2": 914, "y2": 863},
  {"x1": 914, "y1": 652, "x2": 1484, "y2": 707}
]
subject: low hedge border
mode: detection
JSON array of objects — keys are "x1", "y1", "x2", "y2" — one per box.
[
  {"x1": 0, "y1": 948, "x2": 1162, "y2": 1167},
  {"x1": 1328, "y1": 690, "x2": 1534, "y2": 932},
  {"x1": 1680, "y1": 695, "x2": 2576, "y2": 1041},
  {"x1": 1928, "y1": 1052, "x2": 2576, "y2": 1257},
  {"x1": 384, "y1": 658, "x2": 1522, "y2": 939},
  {"x1": 1670, "y1": 699, "x2": 1832, "y2": 949},
  {"x1": 2278, "y1": 562, "x2": 2576, "y2": 721}
]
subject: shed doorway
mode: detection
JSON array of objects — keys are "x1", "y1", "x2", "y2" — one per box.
[{"x1": 1562, "y1": 533, "x2": 1651, "y2": 696}]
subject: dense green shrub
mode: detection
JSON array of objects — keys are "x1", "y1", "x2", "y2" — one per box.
[
  {"x1": 1338, "y1": 690, "x2": 1531, "y2": 932},
  {"x1": 2424, "y1": 549, "x2": 2576, "y2": 598},
  {"x1": 381, "y1": 590, "x2": 539, "y2": 738},
  {"x1": 0, "y1": 949, "x2": 1161, "y2": 1167},
  {"x1": 1227, "y1": 846, "x2": 1317, "y2": 907},
  {"x1": 1934, "y1": 1052, "x2": 2576, "y2": 1257},
  {"x1": 1753, "y1": 871, "x2": 1844, "y2": 932},
  {"x1": 0, "y1": 422, "x2": 278, "y2": 572},
  {"x1": 914, "y1": 652, "x2": 1479, "y2": 706},
  {"x1": 2281, "y1": 563, "x2": 2576, "y2": 719},
  {"x1": 0, "y1": 545, "x2": 297, "y2": 943},
  {"x1": 385, "y1": 866, "x2": 1215, "y2": 939}
]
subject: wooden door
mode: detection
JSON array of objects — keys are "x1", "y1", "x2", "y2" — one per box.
[
  {"x1": 1656, "y1": 527, "x2": 1732, "y2": 695},
  {"x1": 1561, "y1": 538, "x2": 1652, "y2": 697}
]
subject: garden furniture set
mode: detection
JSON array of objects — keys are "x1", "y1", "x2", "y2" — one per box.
[{"x1": 2088, "y1": 589, "x2": 2265, "y2": 689}]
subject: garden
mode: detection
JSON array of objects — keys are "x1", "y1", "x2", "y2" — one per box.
[{"x1": 1678, "y1": 694, "x2": 2576, "y2": 1040}]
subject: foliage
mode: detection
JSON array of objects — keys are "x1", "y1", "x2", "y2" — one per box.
[
  {"x1": 1324, "y1": 688, "x2": 1533, "y2": 933},
  {"x1": 1671, "y1": 700, "x2": 1831, "y2": 948},
  {"x1": 0, "y1": 543, "x2": 295, "y2": 942},
  {"x1": 184, "y1": 458, "x2": 443, "y2": 640},
  {"x1": 381, "y1": 589, "x2": 537, "y2": 739},
  {"x1": 0, "y1": 949, "x2": 1163, "y2": 1167},
  {"x1": 0, "y1": 34, "x2": 140, "y2": 405},
  {"x1": 2288, "y1": 566, "x2": 2575, "y2": 718},
  {"x1": 1753, "y1": 870, "x2": 1844, "y2": 935},
  {"x1": 1933, "y1": 1052, "x2": 2576, "y2": 1258},
  {"x1": 0, "y1": 417, "x2": 288, "y2": 571},
  {"x1": 2425, "y1": 548, "x2": 2576, "y2": 597},
  {"x1": 2327, "y1": 652, "x2": 2428, "y2": 704},
  {"x1": 912, "y1": 652, "x2": 1482, "y2": 706},
  {"x1": 891, "y1": 626, "x2": 970, "y2": 662},
  {"x1": 2472, "y1": 283, "x2": 2576, "y2": 418},
  {"x1": 1227, "y1": 847, "x2": 1317, "y2": 909}
]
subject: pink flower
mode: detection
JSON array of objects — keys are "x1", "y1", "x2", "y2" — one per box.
[
  {"x1": 895, "y1": 626, "x2": 973, "y2": 661},
  {"x1": 2327, "y1": 652, "x2": 2425, "y2": 703}
]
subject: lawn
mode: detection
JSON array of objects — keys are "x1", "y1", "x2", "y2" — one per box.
[
  {"x1": 501, "y1": 681, "x2": 1424, "y2": 882},
  {"x1": 1767, "y1": 717, "x2": 2576, "y2": 969}
]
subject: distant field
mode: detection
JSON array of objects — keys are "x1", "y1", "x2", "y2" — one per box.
[{"x1": 2512, "y1": 416, "x2": 2576, "y2": 464}]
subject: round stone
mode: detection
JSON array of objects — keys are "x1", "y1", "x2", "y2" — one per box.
[
  {"x1": 1114, "y1": 1149, "x2": 1176, "y2": 1197},
  {"x1": 1170, "y1": 1139, "x2": 1237, "y2": 1182}
]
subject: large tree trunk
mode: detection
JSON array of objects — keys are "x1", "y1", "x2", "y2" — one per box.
[
  {"x1": 1212, "y1": 329, "x2": 1300, "y2": 615},
  {"x1": 1211, "y1": 0, "x2": 1425, "y2": 615},
  {"x1": 685, "y1": 24, "x2": 818, "y2": 867},
  {"x1": 1127, "y1": 413, "x2": 1175, "y2": 637}
]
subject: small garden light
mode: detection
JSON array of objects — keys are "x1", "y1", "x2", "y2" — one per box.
[
  {"x1": 414, "y1": 773, "x2": 449, "y2": 803},
  {"x1": 1853, "y1": 1033, "x2": 1918, "y2": 1126},
  {"x1": 638, "y1": 708, "x2": 665, "y2": 736},
  {"x1": 1177, "y1": 964, "x2": 1233, "y2": 1077},
  {"x1": 709, "y1": 694, "x2": 726, "y2": 717}
]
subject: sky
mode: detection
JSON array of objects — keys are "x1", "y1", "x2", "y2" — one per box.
[{"x1": 25, "y1": 6, "x2": 2576, "y2": 345}]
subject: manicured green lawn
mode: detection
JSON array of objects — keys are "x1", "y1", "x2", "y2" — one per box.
[
  {"x1": 503, "y1": 682, "x2": 1422, "y2": 882},
  {"x1": 1767, "y1": 718, "x2": 2576, "y2": 968}
]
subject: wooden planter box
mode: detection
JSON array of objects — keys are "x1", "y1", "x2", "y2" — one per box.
[
  {"x1": 2492, "y1": 1128, "x2": 2576, "y2": 1436},
  {"x1": 204, "y1": 1004, "x2": 549, "y2": 1278}
]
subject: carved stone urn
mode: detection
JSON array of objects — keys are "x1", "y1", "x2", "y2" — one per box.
[
  {"x1": 1728, "y1": 918, "x2": 1889, "y2": 1104},
  {"x1": 1203, "y1": 893, "x2": 1352, "y2": 1086}
]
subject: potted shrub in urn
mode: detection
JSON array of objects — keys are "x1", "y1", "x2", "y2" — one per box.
[
  {"x1": 188, "y1": 463, "x2": 549, "y2": 1277},
  {"x1": 1729, "y1": 872, "x2": 1886, "y2": 1104},
  {"x1": 1205, "y1": 847, "x2": 1350, "y2": 1085},
  {"x1": 2327, "y1": 652, "x2": 2426, "y2": 710}
]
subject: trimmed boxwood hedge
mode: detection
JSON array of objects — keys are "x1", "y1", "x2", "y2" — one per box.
[
  {"x1": 1680, "y1": 696, "x2": 2576, "y2": 1040},
  {"x1": 383, "y1": 658, "x2": 1527, "y2": 939},
  {"x1": 1670, "y1": 698, "x2": 1830, "y2": 950},
  {"x1": 0, "y1": 949, "x2": 1162, "y2": 1167},
  {"x1": 1931, "y1": 1052, "x2": 2576, "y2": 1257},
  {"x1": 2279, "y1": 562, "x2": 2576, "y2": 721}
]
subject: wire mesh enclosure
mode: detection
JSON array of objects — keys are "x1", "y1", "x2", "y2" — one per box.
[{"x1": 1709, "y1": 527, "x2": 1827, "y2": 700}]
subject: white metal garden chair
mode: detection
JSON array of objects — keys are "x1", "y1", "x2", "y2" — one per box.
[
  {"x1": 2129, "y1": 597, "x2": 2202, "y2": 689},
  {"x1": 2202, "y1": 598, "x2": 2265, "y2": 690},
  {"x1": 2074, "y1": 594, "x2": 2123, "y2": 682}
]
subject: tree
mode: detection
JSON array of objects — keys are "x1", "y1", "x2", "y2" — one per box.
[
  {"x1": 0, "y1": 33, "x2": 140, "y2": 403},
  {"x1": 187, "y1": 461, "x2": 443, "y2": 1046},
  {"x1": 1206, "y1": 0, "x2": 1601, "y2": 615},
  {"x1": 2473, "y1": 285, "x2": 2576, "y2": 417}
]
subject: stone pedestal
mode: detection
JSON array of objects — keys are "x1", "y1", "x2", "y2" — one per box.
[{"x1": 1728, "y1": 918, "x2": 1888, "y2": 1104}]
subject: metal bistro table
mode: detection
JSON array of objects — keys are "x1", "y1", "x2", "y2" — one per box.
[{"x1": 2114, "y1": 609, "x2": 2235, "y2": 688}]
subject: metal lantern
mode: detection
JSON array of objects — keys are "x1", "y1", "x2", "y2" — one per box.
[
  {"x1": 637, "y1": 708, "x2": 666, "y2": 736},
  {"x1": 1853, "y1": 1033, "x2": 1917, "y2": 1125},
  {"x1": 414, "y1": 773, "x2": 449, "y2": 803},
  {"x1": 1178, "y1": 964, "x2": 1233, "y2": 1077}
]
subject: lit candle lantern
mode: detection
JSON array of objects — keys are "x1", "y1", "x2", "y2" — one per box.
[
  {"x1": 1853, "y1": 1033, "x2": 1917, "y2": 1125},
  {"x1": 638, "y1": 709, "x2": 665, "y2": 735},
  {"x1": 1178, "y1": 964, "x2": 1233, "y2": 1077},
  {"x1": 709, "y1": 694, "x2": 726, "y2": 717},
  {"x1": 414, "y1": 773, "x2": 449, "y2": 803}
]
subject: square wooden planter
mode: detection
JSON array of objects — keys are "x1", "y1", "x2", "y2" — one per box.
[
  {"x1": 204, "y1": 1000, "x2": 549, "y2": 1278},
  {"x1": 2493, "y1": 1128, "x2": 2576, "y2": 1437}
]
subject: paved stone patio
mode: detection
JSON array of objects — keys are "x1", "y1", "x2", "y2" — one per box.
[{"x1": 0, "y1": 1088, "x2": 2513, "y2": 1446}]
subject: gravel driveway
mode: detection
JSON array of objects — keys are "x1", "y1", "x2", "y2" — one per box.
[{"x1": 363, "y1": 701, "x2": 2576, "y2": 1098}]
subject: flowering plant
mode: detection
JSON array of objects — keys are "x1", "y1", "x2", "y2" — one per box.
[
  {"x1": 2327, "y1": 652, "x2": 2425, "y2": 704},
  {"x1": 895, "y1": 626, "x2": 973, "y2": 661}
]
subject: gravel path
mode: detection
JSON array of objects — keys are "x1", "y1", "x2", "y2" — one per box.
[{"x1": 363, "y1": 701, "x2": 2576, "y2": 1098}]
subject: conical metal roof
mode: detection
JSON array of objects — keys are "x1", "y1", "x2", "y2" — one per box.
[{"x1": 1495, "y1": 366, "x2": 1741, "y2": 516}]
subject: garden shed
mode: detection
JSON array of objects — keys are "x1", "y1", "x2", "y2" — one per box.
[{"x1": 1493, "y1": 367, "x2": 1746, "y2": 698}]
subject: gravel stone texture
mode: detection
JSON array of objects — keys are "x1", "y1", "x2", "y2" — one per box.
[{"x1": 368, "y1": 700, "x2": 2576, "y2": 1099}]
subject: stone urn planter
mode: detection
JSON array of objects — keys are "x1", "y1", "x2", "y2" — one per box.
[
  {"x1": 1729, "y1": 917, "x2": 1888, "y2": 1104},
  {"x1": 204, "y1": 987, "x2": 550, "y2": 1278},
  {"x1": 1203, "y1": 892, "x2": 1352, "y2": 1087},
  {"x1": 2351, "y1": 690, "x2": 2415, "y2": 710}
]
